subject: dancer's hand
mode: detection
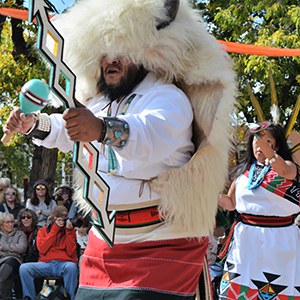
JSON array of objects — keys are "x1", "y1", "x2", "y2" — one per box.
[{"x1": 63, "y1": 107, "x2": 103, "y2": 142}]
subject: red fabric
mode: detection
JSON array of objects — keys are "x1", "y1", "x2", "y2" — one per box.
[
  {"x1": 241, "y1": 213, "x2": 295, "y2": 226},
  {"x1": 79, "y1": 231, "x2": 208, "y2": 295},
  {"x1": 218, "y1": 213, "x2": 295, "y2": 260},
  {"x1": 37, "y1": 223, "x2": 78, "y2": 263},
  {"x1": 114, "y1": 205, "x2": 162, "y2": 227},
  {"x1": 218, "y1": 40, "x2": 300, "y2": 57},
  {"x1": 0, "y1": 8, "x2": 29, "y2": 20},
  {"x1": 218, "y1": 217, "x2": 240, "y2": 260},
  {"x1": 0, "y1": 7, "x2": 53, "y2": 21}
]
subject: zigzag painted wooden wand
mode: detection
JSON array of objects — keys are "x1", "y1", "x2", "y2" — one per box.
[{"x1": 29, "y1": 0, "x2": 116, "y2": 247}]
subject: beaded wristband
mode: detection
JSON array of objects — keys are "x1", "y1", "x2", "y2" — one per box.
[
  {"x1": 99, "y1": 117, "x2": 129, "y2": 147},
  {"x1": 27, "y1": 113, "x2": 51, "y2": 140}
]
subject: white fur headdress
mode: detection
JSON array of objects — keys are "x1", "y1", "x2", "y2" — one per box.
[{"x1": 53, "y1": 0, "x2": 236, "y2": 235}]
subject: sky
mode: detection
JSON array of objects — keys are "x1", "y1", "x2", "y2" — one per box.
[{"x1": 23, "y1": 0, "x2": 76, "y2": 14}]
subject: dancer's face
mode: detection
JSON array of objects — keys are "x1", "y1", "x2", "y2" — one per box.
[
  {"x1": 100, "y1": 56, "x2": 136, "y2": 88},
  {"x1": 97, "y1": 56, "x2": 147, "y2": 101}
]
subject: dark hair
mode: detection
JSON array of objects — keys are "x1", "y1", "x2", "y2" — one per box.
[
  {"x1": 233, "y1": 123, "x2": 296, "y2": 179},
  {"x1": 81, "y1": 215, "x2": 91, "y2": 228},
  {"x1": 33, "y1": 180, "x2": 49, "y2": 189},
  {"x1": 30, "y1": 183, "x2": 52, "y2": 206},
  {"x1": 54, "y1": 186, "x2": 74, "y2": 198},
  {"x1": 17, "y1": 208, "x2": 38, "y2": 229}
]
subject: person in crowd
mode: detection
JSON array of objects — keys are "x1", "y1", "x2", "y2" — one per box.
[
  {"x1": 0, "y1": 177, "x2": 11, "y2": 204},
  {"x1": 76, "y1": 217, "x2": 90, "y2": 259},
  {"x1": 17, "y1": 208, "x2": 39, "y2": 263},
  {"x1": 19, "y1": 205, "x2": 78, "y2": 300},
  {"x1": 53, "y1": 185, "x2": 78, "y2": 219},
  {"x1": 0, "y1": 186, "x2": 24, "y2": 221},
  {"x1": 2, "y1": 0, "x2": 236, "y2": 298},
  {"x1": 26, "y1": 180, "x2": 57, "y2": 227},
  {"x1": 218, "y1": 122, "x2": 300, "y2": 299},
  {"x1": 0, "y1": 212, "x2": 27, "y2": 299},
  {"x1": 17, "y1": 208, "x2": 43, "y2": 297}
]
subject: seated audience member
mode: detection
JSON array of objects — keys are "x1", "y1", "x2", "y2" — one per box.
[
  {"x1": 0, "y1": 177, "x2": 11, "y2": 204},
  {"x1": 19, "y1": 205, "x2": 78, "y2": 300},
  {"x1": 17, "y1": 208, "x2": 43, "y2": 296},
  {"x1": 54, "y1": 185, "x2": 78, "y2": 219},
  {"x1": 76, "y1": 217, "x2": 90, "y2": 258},
  {"x1": 17, "y1": 208, "x2": 39, "y2": 263},
  {"x1": 0, "y1": 212, "x2": 27, "y2": 299},
  {"x1": 26, "y1": 180, "x2": 57, "y2": 227},
  {"x1": 0, "y1": 186, "x2": 24, "y2": 222}
]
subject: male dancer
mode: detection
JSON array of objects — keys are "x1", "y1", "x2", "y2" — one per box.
[{"x1": 3, "y1": 0, "x2": 236, "y2": 298}]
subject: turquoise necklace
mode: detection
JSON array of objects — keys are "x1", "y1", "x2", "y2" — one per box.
[
  {"x1": 106, "y1": 94, "x2": 136, "y2": 175},
  {"x1": 247, "y1": 161, "x2": 271, "y2": 190}
]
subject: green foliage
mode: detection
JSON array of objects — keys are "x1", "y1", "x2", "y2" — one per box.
[
  {"x1": 1, "y1": 0, "x2": 300, "y2": 187},
  {"x1": 197, "y1": 0, "x2": 300, "y2": 129},
  {"x1": 56, "y1": 151, "x2": 74, "y2": 184},
  {"x1": 0, "y1": 18, "x2": 49, "y2": 186}
]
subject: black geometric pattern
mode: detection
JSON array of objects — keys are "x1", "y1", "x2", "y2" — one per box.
[
  {"x1": 219, "y1": 261, "x2": 241, "y2": 298},
  {"x1": 252, "y1": 272, "x2": 287, "y2": 300}
]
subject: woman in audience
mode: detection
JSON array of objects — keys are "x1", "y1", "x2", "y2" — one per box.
[
  {"x1": 18, "y1": 208, "x2": 43, "y2": 296},
  {"x1": 0, "y1": 186, "x2": 24, "y2": 222},
  {"x1": 26, "y1": 180, "x2": 57, "y2": 227},
  {"x1": 17, "y1": 208, "x2": 39, "y2": 263},
  {"x1": 0, "y1": 212, "x2": 27, "y2": 299},
  {"x1": 0, "y1": 177, "x2": 11, "y2": 204}
]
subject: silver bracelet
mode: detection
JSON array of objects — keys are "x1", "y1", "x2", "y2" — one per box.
[{"x1": 100, "y1": 117, "x2": 129, "y2": 147}]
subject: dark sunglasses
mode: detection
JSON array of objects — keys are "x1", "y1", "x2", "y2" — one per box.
[
  {"x1": 5, "y1": 192, "x2": 16, "y2": 196},
  {"x1": 36, "y1": 185, "x2": 46, "y2": 191},
  {"x1": 22, "y1": 215, "x2": 32, "y2": 220}
]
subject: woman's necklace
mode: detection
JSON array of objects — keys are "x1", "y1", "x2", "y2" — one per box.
[
  {"x1": 247, "y1": 161, "x2": 271, "y2": 190},
  {"x1": 106, "y1": 94, "x2": 136, "y2": 175}
]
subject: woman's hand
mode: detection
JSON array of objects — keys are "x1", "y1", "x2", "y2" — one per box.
[
  {"x1": 255, "y1": 134, "x2": 276, "y2": 161},
  {"x1": 254, "y1": 133, "x2": 297, "y2": 180}
]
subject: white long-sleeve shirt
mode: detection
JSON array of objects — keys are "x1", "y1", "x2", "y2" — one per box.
[{"x1": 34, "y1": 73, "x2": 198, "y2": 242}]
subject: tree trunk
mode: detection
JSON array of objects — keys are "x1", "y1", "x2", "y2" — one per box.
[{"x1": 29, "y1": 145, "x2": 58, "y2": 198}]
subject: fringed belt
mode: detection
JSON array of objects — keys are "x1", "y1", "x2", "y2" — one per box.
[
  {"x1": 218, "y1": 213, "x2": 296, "y2": 260},
  {"x1": 113, "y1": 205, "x2": 164, "y2": 228}
]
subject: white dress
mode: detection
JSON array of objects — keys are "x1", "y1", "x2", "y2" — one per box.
[{"x1": 220, "y1": 165, "x2": 300, "y2": 299}]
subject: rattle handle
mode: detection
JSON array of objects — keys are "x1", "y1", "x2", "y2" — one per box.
[{"x1": 1, "y1": 131, "x2": 14, "y2": 145}]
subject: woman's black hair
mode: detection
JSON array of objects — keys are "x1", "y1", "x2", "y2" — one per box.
[
  {"x1": 30, "y1": 185, "x2": 52, "y2": 206},
  {"x1": 232, "y1": 123, "x2": 297, "y2": 180}
]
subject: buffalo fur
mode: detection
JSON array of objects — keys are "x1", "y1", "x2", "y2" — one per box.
[{"x1": 52, "y1": 0, "x2": 236, "y2": 235}]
